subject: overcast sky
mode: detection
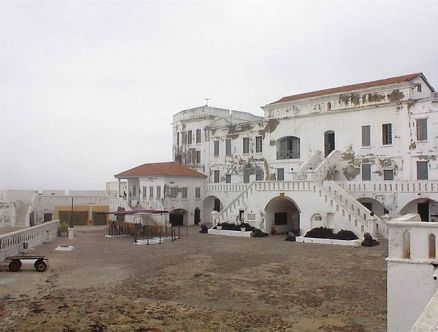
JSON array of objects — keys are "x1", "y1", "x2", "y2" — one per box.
[{"x1": 1, "y1": 0, "x2": 437, "y2": 191}]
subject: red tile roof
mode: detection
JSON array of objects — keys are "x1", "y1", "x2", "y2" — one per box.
[
  {"x1": 270, "y1": 73, "x2": 422, "y2": 105},
  {"x1": 115, "y1": 162, "x2": 207, "y2": 178}
]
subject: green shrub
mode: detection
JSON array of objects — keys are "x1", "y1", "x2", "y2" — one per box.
[
  {"x1": 305, "y1": 227, "x2": 334, "y2": 239},
  {"x1": 333, "y1": 229, "x2": 358, "y2": 240}
]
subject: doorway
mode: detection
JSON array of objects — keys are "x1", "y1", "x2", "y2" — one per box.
[
  {"x1": 418, "y1": 202, "x2": 429, "y2": 221},
  {"x1": 194, "y1": 208, "x2": 201, "y2": 225},
  {"x1": 324, "y1": 130, "x2": 335, "y2": 157}
]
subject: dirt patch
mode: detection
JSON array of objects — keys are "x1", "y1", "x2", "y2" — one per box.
[{"x1": 0, "y1": 228, "x2": 387, "y2": 331}]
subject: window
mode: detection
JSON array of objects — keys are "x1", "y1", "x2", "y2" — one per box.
[
  {"x1": 274, "y1": 212, "x2": 288, "y2": 225},
  {"x1": 225, "y1": 174, "x2": 231, "y2": 183},
  {"x1": 277, "y1": 136, "x2": 300, "y2": 159},
  {"x1": 327, "y1": 102, "x2": 332, "y2": 111},
  {"x1": 256, "y1": 136, "x2": 263, "y2": 153},
  {"x1": 256, "y1": 169, "x2": 264, "y2": 181},
  {"x1": 149, "y1": 186, "x2": 153, "y2": 199},
  {"x1": 169, "y1": 187, "x2": 178, "y2": 198},
  {"x1": 277, "y1": 168, "x2": 284, "y2": 181},
  {"x1": 417, "y1": 161, "x2": 428, "y2": 180},
  {"x1": 362, "y1": 125, "x2": 370, "y2": 147},
  {"x1": 196, "y1": 129, "x2": 201, "y2": 143},
  {"x1": 182, "y1": 187, "x2": 188, "y2": 199},
  {"x1": 382, "y1": 124, "x2": 392, "y2": 145},
  {"x1": 142, "y1": 186, "x2": 147, "y2": 199},
  {"x1": 176, "y1": 132, "x2": 179, "y2": 146},
  {"x1": 187, "y1": 150, "x2": 192, "y2": 164},
  {"x1": 196, "y1": 150, "x2": 201, "y2": 164},
  {"x1": 243, "y1": 169, "x2": 250, "y2": 183},
  {"x1": 362, "y1": 164, "x2": 371, "y2": 181},
  {"x1": 156, "y1": 186, "x2": 161, "y2": 199},
  {"x1": 214, "y1": 140, "x2": 219, "y2": 156},
  {"x1": 187, "y1": 130, "x2": 192, "y2": 144},
  {"x1": 417, "y1": 84, "x2": 422, "y2": 92},
  {"x1": 195, "y1": 187, "x2": 201, "y2": 199},
  {"x1": 243, "y1": 137, "x2": 249, "y2": 154},
  {"x1": 416, "y1": 118, "x2": 427, "y2": 141},
  {"x1": 225, "y1": 139, "x2": 231, "y2": 156},
  {"x1": 214, "y1": 170, "x2": 220, "y2": 183},
  {"x1": 132, "y1": 185, "x2": 137, "y2": 197},
  {"x1": 383, "y1": 169, "x2": 394, "y2": 180}
]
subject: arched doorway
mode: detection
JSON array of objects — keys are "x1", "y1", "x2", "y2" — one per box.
[
  {"x1": 169, "y1": 209, "x2": 188, "y2": 226},
  {"x1": 358, "y1": 197, "x2": 386, "y2": 217},
  {"x1": 265, "y1": 195, "x2": 300, "y2": 235},
  {"x1": 202, "y1": 195, "x2": 223, "y2": 225},
  {"x1": 194, "y1": 207, "x2": 201, "y2": 225},
  {"x1": 400, "y1": 198, "x2": 438, "y2": 222}
]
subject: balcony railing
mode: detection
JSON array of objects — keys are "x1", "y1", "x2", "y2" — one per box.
[{"x1": 276, "y1": 150, "x2": 300, "y2": 160}]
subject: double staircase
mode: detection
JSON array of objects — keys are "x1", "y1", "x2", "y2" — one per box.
[{"x1": 213, "y1": 150, "x2": 383, "y2": 239}]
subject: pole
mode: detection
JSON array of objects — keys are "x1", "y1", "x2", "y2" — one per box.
[{"x1": 70, "y1": 197, "x2": 73, "y2": 228}]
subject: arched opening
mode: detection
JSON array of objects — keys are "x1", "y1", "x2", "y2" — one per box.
[
  {"x1": 358, "y1": 197, "x2": 386, "y2": 217},
  {"x1": 324, "y1": 130, "x2": 335, "y2": 157},
  {"x1": 402, "y1": 230, "x2": 410, "y2": 259},
  {"x1": 265, "y1": 195, "x2": 300, "y2": 235},
  {"x1": 310, "y1": 213, "x2": 323, "y2": 229},
  {"x1": 169, "y1": 209, "x2": 188, "y2": 226},
  {"x1": 400, "y1": 198, "x2": 438, "y2": 222},
  {"x1": 429, "y1": 234, "x2": 436, "y2": 259},
  {"x1": 327, "y1": 102, "x2": 332, "y2": 111},
  {"x1": 194, "y1": 207, "x2": 201, "y2": 225},
  {"x1": 202, "y1": 195, "x2": 223, "y2": 225},
  {"x1": 276, "y1": 136, "x2": 300, "y2": 160}
]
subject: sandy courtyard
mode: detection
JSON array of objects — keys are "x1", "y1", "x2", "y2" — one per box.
[{"x1": 0, "y1": 226, "x2": 387, "y2": 331}]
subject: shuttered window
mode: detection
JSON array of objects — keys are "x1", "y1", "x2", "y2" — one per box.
[
  {"x1": 417, "y1": 161, "x2": 428, "y2": 180},
  {"x1": 362, "y1": 125, "x2": 370, "y2": 147},
  {"x1": 362, "y1": 164, "x2": 371, "y2": 181},
  {"x1": 416, "y1": 119, "x2": 427, "y2": 141}
]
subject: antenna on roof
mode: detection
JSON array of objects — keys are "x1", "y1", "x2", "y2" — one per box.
[{"x1": 205, "y1": 98, "x2": 210, "y2": 106}]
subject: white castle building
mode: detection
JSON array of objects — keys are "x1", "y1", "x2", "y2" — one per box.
[{"x1": 115, "y1": 72, "x2": 438, "y2": 239}]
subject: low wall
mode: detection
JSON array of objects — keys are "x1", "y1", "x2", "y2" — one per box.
[
  {"x1": 208, "y1": 229, "x2": 252, "y2": 238},
  {"x1": 296, "y1": 236, "x2": 361, "y2": 247},
  {"x1": 0, "y1": 220, "x2": 59, "y2": 261}
]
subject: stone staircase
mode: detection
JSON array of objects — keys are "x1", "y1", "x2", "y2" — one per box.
[{"x1": 213, "y1": 150, "x2": 379, "y2": 238}]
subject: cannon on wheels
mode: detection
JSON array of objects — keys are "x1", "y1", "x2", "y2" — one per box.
[{"x1": 5, "y1": 256, "x2": 48, "y2": 272}]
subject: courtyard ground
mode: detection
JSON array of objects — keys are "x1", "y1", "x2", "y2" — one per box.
[{"x1": 0, "y1": 226, "x2": 387, "y2": 331}]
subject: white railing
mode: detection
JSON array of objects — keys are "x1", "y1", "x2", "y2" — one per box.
[
  {"x1": 295, "y1": 150, "x2": 322, "y2": 180},
  {"x1": 336, "y1": 180, "x2": 438, "y2": 194},
  {"x1": 205, "y1": 183, "x2": 250, "y2": 193},
  {"x1": 0, "y1": 220, "x2": 59, "y2": 261},
  {"x1": 313, "y1": 150, "x2": 341, "y2": 181},
  {"x1": 214, "y1": 182, "x2": 257, "y2": 224},
  {"x1": 312, "y1": 182, "x2": 373, "y2": 237},
  {"x1": 214, "y1": 181, "x2": 314, "y2": 224}
]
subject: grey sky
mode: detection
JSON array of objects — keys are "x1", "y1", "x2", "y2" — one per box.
[{"x1": 1, "y1": 0, "x2": 437, "y2": 191}]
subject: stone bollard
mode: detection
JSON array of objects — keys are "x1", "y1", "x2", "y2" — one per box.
[{"x1": 68, "y1": 227, "x2": 74, "y2": 240}]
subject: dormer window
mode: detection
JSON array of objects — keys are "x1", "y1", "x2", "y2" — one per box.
[{"x1": 327, "y1": 102, "x2": 332, "y2": 111}]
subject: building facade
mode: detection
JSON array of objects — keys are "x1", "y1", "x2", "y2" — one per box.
[{"x1": 168, "y1": 73, "x2": 438, "y2": 237}]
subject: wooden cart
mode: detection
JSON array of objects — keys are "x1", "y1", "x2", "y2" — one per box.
[{"x1": 5, "y1": 255, "x2": 48, "y2": 272}]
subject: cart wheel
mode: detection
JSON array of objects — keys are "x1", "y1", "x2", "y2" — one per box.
[
  {"x1": 9, "y1": 259, "x2": 22, "y2": 272},
  {"x1": 34, "y1": 259, "x2": 47, "y2": 272}
]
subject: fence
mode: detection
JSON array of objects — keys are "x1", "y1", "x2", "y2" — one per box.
[{"x1": 0, "y1": 220, "x2": 59, "y2": 261}]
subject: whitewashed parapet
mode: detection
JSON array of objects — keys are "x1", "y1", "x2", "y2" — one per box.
[
  {"x1": 337, "y1": 180, "x2": 438, "y2": 194},
  {"x1": 387, "y1": 214, "x2": 438, "y2": 261},
  {"x1": 0, "y1": 220, "x2": 59, "y2": 261}
]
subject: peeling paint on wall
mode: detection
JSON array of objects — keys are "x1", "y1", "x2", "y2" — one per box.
[{"x1": 387, "y1": 89, "x2": 405, "y2": 103}]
